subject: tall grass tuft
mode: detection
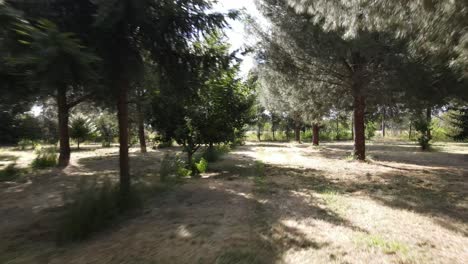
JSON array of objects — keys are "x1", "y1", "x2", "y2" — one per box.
[
  {"x1": 56, "y1": 178, "x2": 142, "y2": 243},
  {"x1": 31, "y1": 147, "x2": 57, "y2": 169}
]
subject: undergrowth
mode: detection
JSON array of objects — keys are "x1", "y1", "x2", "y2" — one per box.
[{"x1": 56, "y1": 178, "x2": 143, "y2": 243}]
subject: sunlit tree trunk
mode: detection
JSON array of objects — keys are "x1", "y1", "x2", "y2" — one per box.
[{"x1": 312, "y1": 123, "x2": 320, "y2": 146}]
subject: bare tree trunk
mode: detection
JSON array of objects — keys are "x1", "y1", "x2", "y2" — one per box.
[
  {"x1": 351, "y1": 112, "x2": 354, "y2": 140},
  {"x1": 136, "y1": 102, "x2": 147, "y2": 153},
  {"x1": 312, "y1": 123, "x2": 320, "y2": 146},
  {"x1": 409, "y1": 121, "x2": 412, "y2": 140},
  {"x1": 426, "y1": 107, "x2": 432, "y2": 139},
  {"x1": 336, "y1": 118, "x2": 340, "y2": 140},
  {"x1": 381, "y1": 108, "x2": 386, "y2": 137},
  {"x1": 117, "y1": 79, "x2": 130, "y2": 195},
  {"x1": 57, "y1": 86, "x2": 70, "y2": 167},
  {"x1": 294, "y1": 124, "x2": 301, "y2": 142},
  {"x1": 353, "y1": 95, "x2": 366, "y2": 160},
  {"x1": 256, "y1": 125, "x2": 261, "y2": 142}
]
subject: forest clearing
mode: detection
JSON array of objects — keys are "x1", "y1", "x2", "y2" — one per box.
[
  {"x1": 1, "y1": 141, "x2": 467, "y2": 263},
  {"x1": 1, "y1": 0, "x2": 467, "y2": 263}
]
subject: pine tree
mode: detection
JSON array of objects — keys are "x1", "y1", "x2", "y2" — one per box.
[
  {"x1": 451, "y1": 107, "x2": 468, "y2": 141},
  {"x1": 286, "y1": 0, "x2": 468, "y2": 77},
  {"x1": 255, "y1": 0, "x2": 407, "y2": 159}
]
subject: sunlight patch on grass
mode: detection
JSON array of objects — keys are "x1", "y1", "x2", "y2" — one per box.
[{"x1": 355, "y1": 234, "x2": 409, "y2": 255}]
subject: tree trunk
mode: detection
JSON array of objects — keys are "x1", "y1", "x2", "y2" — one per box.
[
  {"x1": 294, "y1": 124, "x2": 301, "y2": 142},
  {"x1": 336, "y1": 118, "x2": 340, "y2": 140},
  {"x1": 381, "y1": 108, "x2": 386, "y2": 137},
  {"x1": 117, "y1": 79, "x2": 130, "y2": 195},
  {"x1": 426, "y1": 107, "x2": 431, "y2": 139},
  {"x1": 409, "y1": 121, "x2": 412, "y2": 140},
  {"x1": 57, "y1": 86, "x2": 71, "y2": 167},
  {"x1": 136, "y1": 102, "x2": 147, "y2": 153},
  {"x1": 312, "y1": 123, "x2": 320, "y2": 146},
  {"x1": 272, "y1": 128, "x2": 276, "y2": 141},
  {"x1": 353, "y1": 95, "x2": 366, "y2": 160},
  {"x1": 77, "y1": 140, "x2": 80, "y2": 150}
]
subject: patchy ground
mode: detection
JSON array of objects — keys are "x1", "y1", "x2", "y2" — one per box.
[{"x1": 0, "y1": 141, "x2": 467, "y2": 263}]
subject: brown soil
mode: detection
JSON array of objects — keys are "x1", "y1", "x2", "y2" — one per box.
[{"x1": 0, "y1": 141, "x2": 467, "y2": 263}]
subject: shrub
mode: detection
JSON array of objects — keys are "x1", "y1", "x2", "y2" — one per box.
[
  {"x1": 301, "y1": 130, "x2": 313, "y2": 142},
  {"x1": 365, "y1": 121, "x2": 377, "y2": 140},
  {"x1": 414, "y1": 118, "x2": 432, "y2": 150},
  {"x1": 159, "y1": 154, "x2": 191, "y2": 181},
  {"x1": 195, "y1": 157, "x2": 208, "y2": 173},
  {"x1": 31, "y1": 147, "x2": 57, "y2": 169},
  {"x1": 157, "y1": 140, "x2": 173, "y2": 149},
  {"x1": 57, "y1": 178, "x2": 142, "y2": 243},
  {"x1": 18, "y1": 139, "x2": 34, "y2": 150},
  {"x1": 418, "y1": 134, "x2": 431, "y2": 150},
  {"x1": 202, "y1": 144, "x2": 231, "y2": 162},
  {"x1": 254, "y1": 161, "x2": 265, "y2": 178},
  {"x1": 0, "y1": 164, "x2": 21, "y2": 182}
]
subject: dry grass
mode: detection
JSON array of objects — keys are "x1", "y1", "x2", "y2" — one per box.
[{"x1": 0, "y1": 141, "x2": 467, "y2": 263}]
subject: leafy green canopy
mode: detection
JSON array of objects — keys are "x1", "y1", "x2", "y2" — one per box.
[{"x1": 151, "y1": 33, "x2": 255, "y2": 148}]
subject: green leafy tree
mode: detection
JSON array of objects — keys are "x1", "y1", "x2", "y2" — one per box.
[
  {"x1": 152, "y1": 34, "x2": 254, "y2": 174},
  {"x1": 69, "y1": 115, "x2": 96, "y2": 150},
  {"x1": 9, "y1": 18, "x2": 99, "y2": 166},
  {"x1": 96, "y1": 112, "x2": 118, "y2": 147}
]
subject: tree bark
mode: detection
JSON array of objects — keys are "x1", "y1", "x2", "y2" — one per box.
[
  {"x1": 381, "y1": 108, "x2": 386, "y2": 137},
  {"x1": 336, "y1": 118, "x2": 340, "y2": 140},
  {"x1": 351, "y1": 113, "x2": 354, "y2": 140},
  {"x1": 426, "y1": 107, "x2": 431, "y2": 139},
  {"x1": 294, "y1": 125, "x2": 301, "y2": 142},
  {"x1": 117, "y1": 79, "x2": 130, "y2": 195},
  {"x1": 353, "y1": 95, "x2": 366, "y2": 160},
  {"x1": 136, "y1": 101, "x2": 147, "y2": 153},
  {"x1": 409, "y1": 121, "x2": 412, "y2": 139},
  {"x1": 57, "y1": 86, "x2": 71, "y2": 167},
  {"x1": 312, "y1": 123, "x2": 320, "y2": 146}
]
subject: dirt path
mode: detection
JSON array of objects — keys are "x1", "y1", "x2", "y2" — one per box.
[{"x1": 0, "y1": 141, "x2": 467, "y2": 263}]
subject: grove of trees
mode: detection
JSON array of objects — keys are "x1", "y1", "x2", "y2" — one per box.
[{"x1": 1, "y1": 0, "x2": 467, "y2": 198}]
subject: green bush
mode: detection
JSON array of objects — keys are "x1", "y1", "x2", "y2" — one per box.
[
  {"x1": 157, "y1": 140, "x2": 173, "y2": 149},
  {"x1": 301, "y1": 130, "x2": 313, "y2": 142},
  {"x1": 414, "y1": 118, "x2": 432, "y2": 150},
  {"x1": 159, "y1": 154, "x2": 191, "y2": 181},
  {"x1": 17, "y1": 139, "x2": 39, "y2": 150},
  {"x1": 195, "y1": 157, "x2": 208, "y2": 173},
  {"x1": 366, "y1": 121, "x2": 377, "y2": 140},
  {"x1": 202, "y1": 144, "x2": 231, "y2": 162},
  {"x1": 0, "y1": 164, "x2": 22, "y2": 182},
  {"x1": 57, "y1": 178, "x2": 142, "y2": 243},
  {"x1": 31, "y1": 147, "x2": 57, "y2": 169},
  {"x1": 17, "y1": 139, "x2": 32, "y2": 150}
]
